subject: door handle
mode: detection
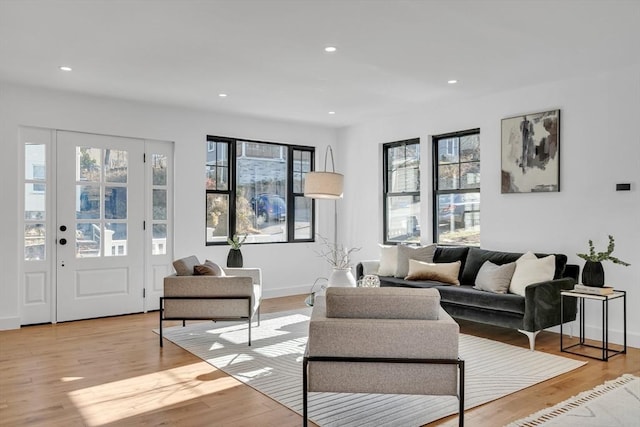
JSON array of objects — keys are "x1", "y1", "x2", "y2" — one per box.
[{"x1": 59, "y1": 238, "x2": 67, "y2": 245}]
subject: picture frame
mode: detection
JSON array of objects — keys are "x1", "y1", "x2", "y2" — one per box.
[{"x1": 501, "y1": 109, "x2": 560, "y2": 193}]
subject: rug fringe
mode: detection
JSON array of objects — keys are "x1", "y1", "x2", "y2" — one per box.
[{"x1": 507, "y1": 374, "x2": 638, "y2": 426}]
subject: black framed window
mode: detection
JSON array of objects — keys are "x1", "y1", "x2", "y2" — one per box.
[
  {"x1": 206, "y1": 135, "x2": 314, "y2": 245},
  {"x1": 433, "y1": 129, "x2": 480, "y2": 245},
  {"x1": 383, "y1": 138, "x2": 420, "y2": 244}
]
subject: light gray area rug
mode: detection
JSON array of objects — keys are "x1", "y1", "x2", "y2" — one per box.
[
  {"x1": 160, "y1": 308, "x2": 586, "y2": 427},
  {"x1": 507, "y1": 374, "x2": 640, "y2": 426}
]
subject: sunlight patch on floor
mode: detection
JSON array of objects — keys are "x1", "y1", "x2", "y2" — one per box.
[{"x1": 67, "y1": 363, "x2": 239, "y2": 426}]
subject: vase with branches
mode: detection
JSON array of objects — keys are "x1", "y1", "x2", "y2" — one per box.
[
  {"x1": 314, "y1": 235, "x2": 360, "y2": 286},
  {"x1": 577, "y1": 235, "x2": 630, "y2": 287}
]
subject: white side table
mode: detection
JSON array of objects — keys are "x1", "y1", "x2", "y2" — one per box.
[{"x1": 560, "y1": 289, "x2": 626, "y2": 361}]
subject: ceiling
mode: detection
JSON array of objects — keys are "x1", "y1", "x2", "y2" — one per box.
[{"x1": 1, "y1": 0, "x2": 639, "y2": 128}]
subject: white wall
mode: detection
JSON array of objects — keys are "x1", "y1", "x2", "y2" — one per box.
[
  {"x1": 0, "y1": 83, "x2": 338, "y2": 329},
  {"x1": 340, "y1": 65, "x2": 640, "y2": 348}
]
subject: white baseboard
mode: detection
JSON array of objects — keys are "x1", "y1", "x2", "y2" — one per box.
[
  {"x1": 0, "y1": 316, "x2": 21, "y2": 331},
  {"x1": 262, "y1": 283, "x2": 313, "y2": 300}
]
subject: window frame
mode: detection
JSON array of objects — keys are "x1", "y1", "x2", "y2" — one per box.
[
  {"x1": 205, "y1": 135, "x2": 315, "y2": 245},
  {"x1": 382, "y1": 138, "x2": 421, "y2": 245},
  {"x1": 432, "y1": 128, "x2": 480, "y2": 245}
]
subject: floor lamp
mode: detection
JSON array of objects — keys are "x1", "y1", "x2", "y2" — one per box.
[{"x1": 304, "y1": 145, "x2": 353, "y2": 286}]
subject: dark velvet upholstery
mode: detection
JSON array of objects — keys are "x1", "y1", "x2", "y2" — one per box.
[{"x1": 356, "y1": 246, "x2": 578, "y2": 339}]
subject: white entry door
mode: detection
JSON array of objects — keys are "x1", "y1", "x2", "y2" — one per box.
[{"x1": 56, "y1": 131, "x2": 145, "y2": 322}]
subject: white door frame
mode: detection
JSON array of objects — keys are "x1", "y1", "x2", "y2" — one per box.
[{"x1": 19, "y1": 127, "x2": 174, "y2": 325}]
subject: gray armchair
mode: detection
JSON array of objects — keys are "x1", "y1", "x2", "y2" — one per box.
[
  {"x1": 303, "y1": 287, "x2": 464, "y2": 426},
  {"x1": 159, "y1": 256, "x2": 262, "y2": 347}
]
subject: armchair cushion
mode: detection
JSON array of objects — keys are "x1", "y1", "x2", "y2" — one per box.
[
  {"x1": 325, "y1": 287, "x2": 441, "y2": 320},
  {"x1": 173, "y1": 255, "x2": 200, "y2": 276},
  {"x1": 194, "y1": 260, "x2": 226, "y2": 276}
]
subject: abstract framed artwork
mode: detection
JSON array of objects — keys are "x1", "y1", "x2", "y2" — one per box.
[{"x1": 501, "y1": 109, "x2": 560, "y2": 193}]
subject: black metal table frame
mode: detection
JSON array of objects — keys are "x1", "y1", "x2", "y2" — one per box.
[{"x1": 560, "y1": 290, "x2": 626, "y2": 361}]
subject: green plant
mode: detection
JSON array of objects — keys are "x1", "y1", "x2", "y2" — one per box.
[
  {"x1": 577, "y1": 235, "x2": 630, "y2": 266},
  {"x1": 227, "y1": 234, "x2": 247, "y2": 249}
]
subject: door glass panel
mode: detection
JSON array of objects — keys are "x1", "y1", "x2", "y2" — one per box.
[
  {"x1": 25, "y1": 224, "x2": 46, "y2": 261},
  {"x1": 77, "y1": 185, "x2": 100, "y2": 219},
  {"x1": 104, "y1": 149, "x2": 128, "y2": 183},
  {"x1": 153, "y1": 189, "x2": 167, "y2": 220},
  {"x1": 25, "y1": 184, "x2": 45, "y2": 220},
  {"x1": 105, "y1": 187, "x2": 127, "y2": 219},
  {"x1": 152, "y1": 154, "x2": 167, "y2": 185},
  {"x1": 152, "y1": 224, "x2": 167, "y2": 255},
  {"x1": 76, "y1": 223, "x2": 101, "y2": 257},
  {"x1": 104, "y1": 223, "x2": 127, "y2": 256},
  {"x1": 77, "y1": 147, "x2": 102, "y2": 182}
]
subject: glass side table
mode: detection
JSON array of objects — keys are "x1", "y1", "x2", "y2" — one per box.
[{"x1": 560, "y1": 289, "x2": 626, "y2": 361}]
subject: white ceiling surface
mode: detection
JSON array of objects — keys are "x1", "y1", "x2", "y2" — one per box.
[{"x1": 1, "y1": 0, "x2": 639, "y2": 128}]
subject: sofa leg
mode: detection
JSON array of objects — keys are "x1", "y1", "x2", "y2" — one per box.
[{"x1": 518, "y1": 329, "x2": 540, "y2": 351}]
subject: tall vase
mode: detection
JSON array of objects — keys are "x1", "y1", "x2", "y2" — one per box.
[
  {"x1": 328, "y1": 268, "x2": 356, "y2": 287},
  {"x1": 582, "y1": 261, "x2": 604, "y2": 287},
  {"x1": 227, "y1": 248, "x2": 243, "y2": 268}
]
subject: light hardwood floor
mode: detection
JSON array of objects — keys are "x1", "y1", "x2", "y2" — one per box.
[{"x1": 1, "y1": 295, "x2": 638, "y2": 427}]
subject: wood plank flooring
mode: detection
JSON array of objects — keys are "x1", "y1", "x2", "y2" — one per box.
[{"x1": 1, "y1": 295, "x2": 638, "y2": 427}]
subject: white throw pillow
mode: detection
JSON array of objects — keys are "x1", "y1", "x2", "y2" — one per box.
[
  {"x1": 377, "y1": 244, "x2": 398, "y2": 277},
  {"x1": 474, "y1": 260, "x2": 516, "y2": 294},
  {"x1": 509, "y1": 252, "x2": 555, "y2": 296}
]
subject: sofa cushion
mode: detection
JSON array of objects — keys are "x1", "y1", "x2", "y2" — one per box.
[
  {"x1": 461, "y1": 248, "x2": 523, "y2": 286},
  {"x1": 395, "y1": 244, "x2": 437, "y2": 278},
  {"x1": 433, "y1": 246, "x2": 470, "y2": 281},
  {"x1": 437, "y1": 285, "x2": 526, "y2": 315},
  {"x1": 173, "y1": 255, "x2": 200, "y2": 276},
  {"x1": 377, "y1": 244, "x2": 398, "y2": 276},
  {"x1": 509, "y1": 252, "x2": 556, "y2": 296},
  {"x1": 473, "y1": 260, "x2": 516, "y2": 294},
  {"x1": 325, "y1": 287, "x2": 441, "y2": 320},
  {"x1": 405, "y1": 259, "x2": 461, "y2": 285}
]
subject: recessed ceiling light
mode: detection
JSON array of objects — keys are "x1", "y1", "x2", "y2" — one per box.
[
  {"x1": 328, "y1": 111, "x2": 336, "y2": 115},
  {"x1": 218, "y1": 93, "x2": 228, "y2": 97},
  {"x1": 447, "y1": 79, "x2": 458, "y2": 84},
  {"x1": 324, "y1": 46, "x2": 337, "y2": 53},
  {"x1": 59, "y1": 66, "x2": 72, "y2": 71}
]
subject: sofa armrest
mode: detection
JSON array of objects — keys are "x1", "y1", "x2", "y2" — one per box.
[
  {"x1": 222, "y1": 267, "x2": 262, "y2": 285},
  {"x1": 522, "y1": 277, "x2": 577, "y2": 331},
  {"x1": 356, "y1": 260, "x2": 380, "y2": 278}
]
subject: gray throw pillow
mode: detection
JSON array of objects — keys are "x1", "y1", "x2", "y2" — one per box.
[
  {"x1": 395, "y1": 244, "x2": 436, "y2": 278},
  {"x1": 474, "y1": 260, "x2": 516, "y2": 294}
]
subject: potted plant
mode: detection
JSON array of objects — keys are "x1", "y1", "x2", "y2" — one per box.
[
  {"x1": 577, "y1": 235, "x2": 630, "y2": 287},
  {"x1": 314, "y1": 235, "x2": 360, "y2": 287},
  {"x1": 227, "y1": 234, "x2": 247, "y2": 268}
]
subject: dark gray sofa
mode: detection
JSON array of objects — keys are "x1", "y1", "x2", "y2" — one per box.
[{"x1": 356, "y1": 246, "x2": 578, "y2": 350}]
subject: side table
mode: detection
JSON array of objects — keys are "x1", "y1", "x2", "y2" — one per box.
[{"x1": 560, "y1": 289, "x2": 626, "y2": 361}]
